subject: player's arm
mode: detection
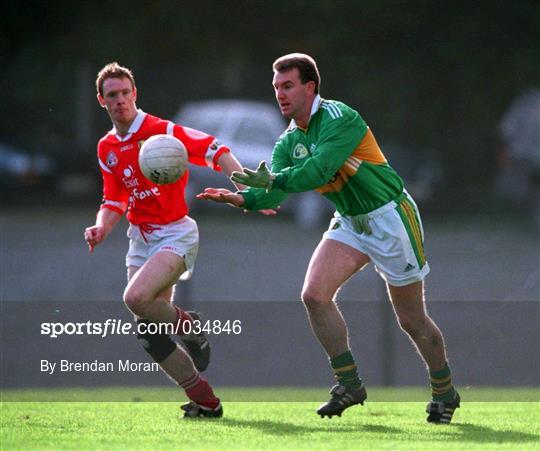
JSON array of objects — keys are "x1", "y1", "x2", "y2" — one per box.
[
  {"x1": 85, "y1": 208, "x2": 122, "y2": 253},
  {"x1": 85, "y1": 149, "x2": 128, "y2": 252},
  {"x1": 202, "y1": 151, "x2": 278, "y2": 215},
  {"x1": 236, "y1": 140, "x2": 291, "y2": 211},
  {"x1": 234, "y1": 113, "x2": 367, "y2": 194},
  {"x1": 173, "y1": 124, "x2": 229, "y2": 171},
  {"x1": 173, "y1": 123, "x2": 244, "y2": 192},
  {"x1": 216, "y1": 151, "x2": 247, "y2": 191},
  {"x1": 173, "y1": 122, "x2": 276, "y2": 208},
  {"x1": 275, "y1": 116, "x2": 365, "y2": 192}
]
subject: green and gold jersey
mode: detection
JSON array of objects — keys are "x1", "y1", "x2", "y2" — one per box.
[{"x1": 241, "y1": 96, "x2": 404, "y2": 215}]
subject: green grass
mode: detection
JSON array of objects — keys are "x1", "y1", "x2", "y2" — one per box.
[
  {"x1": 2, "y1": 386, "x2": 538, "y2": 402},
  {"x1": 2, "y1": 388, "x2": 539, "y2": 450}
]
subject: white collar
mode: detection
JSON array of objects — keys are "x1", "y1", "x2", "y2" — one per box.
[
  {"x1": 111, "y1": 109, "x2": 147, "y2": 141},
  {"x1": 290, "y1": 95, "x2": 322, "y2": 130}
]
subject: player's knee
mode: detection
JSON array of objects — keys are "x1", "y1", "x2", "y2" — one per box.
[
  {"x1": 136, "y1": 319, "x2": 177, "y2": 363},
  {"x1": 396, "y1": 315, "x2": 424, "y2": 338},
  {"x1": 301, "y1": 288, "x2": 329, "y2": 309},
  {"x1": 123, "y1": 287, "x2": 150, "y2": 313}
]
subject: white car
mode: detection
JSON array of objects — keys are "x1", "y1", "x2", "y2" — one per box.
[{"x1": 173, "y1": 100, "x2": 332, "y2": 228}]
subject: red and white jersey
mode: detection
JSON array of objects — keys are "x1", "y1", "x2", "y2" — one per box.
[{"x1": 97, "y1": 110, "x2": 229, "y2": 225}]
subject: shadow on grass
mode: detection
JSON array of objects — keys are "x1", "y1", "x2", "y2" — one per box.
[
  {"x1": 214, "y1": 418, "x2": 537, "y2": 444},
  {"x1": 451, "y1": 423, "x2": 539, "y2": 444},
  {"x1": 218, "y1": 417, "x2": 403, "y2": 435},
  {"x1": 361, "y1": 421, "x2": 538, "y2": 444}
]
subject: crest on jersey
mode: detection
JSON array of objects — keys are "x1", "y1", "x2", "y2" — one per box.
[
  {"x1": 106, "y1": 150, "x2": 118, "y2": 167},
  {"x1": 293, "y1": 143, "x2": 309, "y2": 159}
]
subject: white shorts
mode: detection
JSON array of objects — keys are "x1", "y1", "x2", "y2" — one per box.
[
  {"x1": 126, "y1": 216, "x2": 199, "y2": 281},
  {"x1": 323, "y1": 191, "x2": 430, "y2": 287}
]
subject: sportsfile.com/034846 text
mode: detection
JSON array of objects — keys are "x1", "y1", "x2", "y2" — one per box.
[{"x1": 40, "y1": 319, "x2": 242, "y2": 338}]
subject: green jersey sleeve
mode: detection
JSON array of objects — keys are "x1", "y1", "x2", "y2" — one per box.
[
  {"x1": 240, "y1": 138, "x2": 290, "y2": 210},
  {"x1": 271, "y1": 107, "x2": 367, "y2": 193}
]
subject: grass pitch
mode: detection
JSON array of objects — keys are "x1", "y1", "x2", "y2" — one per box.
[{"x1": 2, "y1": 387, "x2": 538, "y2": 450}]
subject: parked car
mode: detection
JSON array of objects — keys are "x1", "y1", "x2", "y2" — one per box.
[
  {"x1": 173, "y1": 99, "x2": 333, "y2": 228},
  {"x1": 0, "y1": 143, "x2": 56, "y2": 193}
]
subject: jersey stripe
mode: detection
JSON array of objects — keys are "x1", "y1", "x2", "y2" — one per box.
[
  {"x1": 321, "y1": 102, "x2": 343, "y2": 119},
  {"x1": 102, "y1": 199, "x2": 127, "y2": 211},
  {"x1": 98, "y1": 158, "x2": 113, "y2": 174},
  {"x1": 321, "y1": 104, "x2": 337, "y2": 119},
  {"x1": 328, "y1": 103, "x2": 342, "y2": 118},
  {"x1": 166, "y1": 121, "x2": 174, "y2": 136}
]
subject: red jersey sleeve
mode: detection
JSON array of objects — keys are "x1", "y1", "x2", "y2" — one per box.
[
  {"x1": 172, "y1": 124, "x2": 230, "y2": 171},
  {"x1": 97, "y1": 144, "x2": 129, "y2": 216}
]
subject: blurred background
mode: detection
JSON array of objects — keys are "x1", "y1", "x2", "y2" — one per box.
[{"x1": 1, "y1": 0, "x2": 539, "y2": 393}]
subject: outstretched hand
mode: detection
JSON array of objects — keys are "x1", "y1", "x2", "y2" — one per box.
[
  {"x1": 230, "y1": 161, "x2": 274, "y2": 190},
  {"x1": 197, "y1": 188, "x2": 278, "y2": 216},
  {"x1": 197, "y1": 188, "x2": 244, "y2": 206}
]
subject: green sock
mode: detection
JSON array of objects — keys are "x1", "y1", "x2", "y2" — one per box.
[
  {"x1": 430, "y1": 362, "x2": 456, "y2": 402},
  {"x1": 330, "y1": 350, "x2": 362, "y2": 389}
]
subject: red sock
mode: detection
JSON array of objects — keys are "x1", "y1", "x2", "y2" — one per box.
[
  {"x1": 174, "y1": 306, "x2": 193, "y2": 336},
  {"x1": 180, "y1": 373, "x2": 220, "y2": 409}
]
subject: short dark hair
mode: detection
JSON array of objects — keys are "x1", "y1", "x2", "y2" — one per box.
[
  {"x1": 272, "y1": 53, "x2": 321, "y2": 94},
  {"x1": 96, "y1": 62, "x2": 136, "y2": 96}
]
